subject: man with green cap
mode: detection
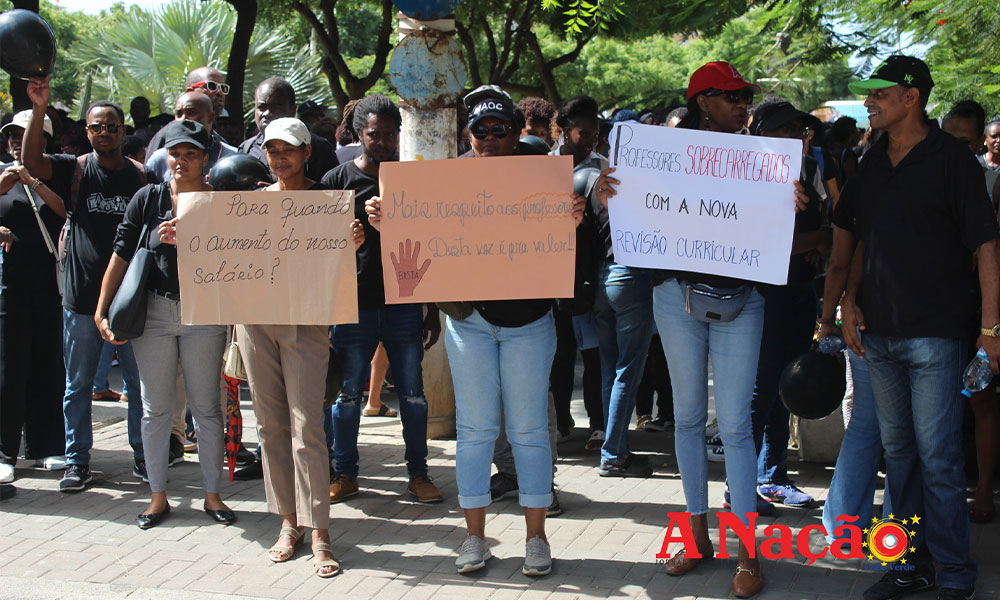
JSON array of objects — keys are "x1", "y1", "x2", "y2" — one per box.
[{"x1": 835, "y1": 55, "x2": 999, "y2": 600}]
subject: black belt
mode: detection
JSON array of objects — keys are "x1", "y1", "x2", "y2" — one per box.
[{"x1": 152, "y1": 289, "x2": 180, "y2": 301}]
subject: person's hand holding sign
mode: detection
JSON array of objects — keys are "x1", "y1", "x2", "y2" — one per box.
[
  {"x1": 594, "y1": 167, "x2": 619, "y2": 209},
  {"x1": 350, "y1": 218, "x2": 365, "y2": 250},
  {"x1": 391, "y1": 239, "x2": 430, "y2": 298},
  {"x1": 159, "y1": 217, "x2": 179, "y2": 245},
  {"x1": 365, "y1": 196, "x2": 382, "y2": 231},
  {"x1": 570, "y1": 192, "x2": 587, "y2": 226}
]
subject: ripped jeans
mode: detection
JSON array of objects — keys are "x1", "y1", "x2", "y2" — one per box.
[{"x1": 330, "y1": 304, "x2": 428, "y2": 478}]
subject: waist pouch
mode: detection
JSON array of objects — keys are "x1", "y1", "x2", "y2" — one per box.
[{"x1": 680, "y1": 280, "x2": 751, "y2": 323}]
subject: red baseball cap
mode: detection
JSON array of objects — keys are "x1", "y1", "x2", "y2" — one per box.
[{"x1": 686, "y1": 62, "x2": 761, "y2": 99}]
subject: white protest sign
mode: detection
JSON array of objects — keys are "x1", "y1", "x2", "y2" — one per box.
[{"x1": 607, "y1": 123, "x2": 802, "y2": 285}]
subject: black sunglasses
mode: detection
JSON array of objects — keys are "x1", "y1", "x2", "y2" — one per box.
[
  {"x1": 703, "y1": 88, "x2": 755, "y2": 105},
  {"x1": 86, "y1": 123, "x2": 122, "y2": 134},
  {"x1": 470, "y1": 123, "x2": 512, "y2": 140}
]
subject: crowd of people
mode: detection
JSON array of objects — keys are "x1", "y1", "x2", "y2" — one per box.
[{"x1": 0, "y1": 54, "x2": 996, "y2": 600}]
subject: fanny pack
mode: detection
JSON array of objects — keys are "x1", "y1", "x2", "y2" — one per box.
[{"x1": 679, "y1": 280, "x2": 751, "y2": 323}]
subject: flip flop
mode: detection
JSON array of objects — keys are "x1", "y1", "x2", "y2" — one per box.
[
  {"x1": 362, "y1": 405, "x2": 397, "y2": 417},
  {"x1": 312, "y1": 542, "x2": 341, "y2": 578},
  {"x1": 268, "y1": 526, "x2": 304, "y2": 563}
]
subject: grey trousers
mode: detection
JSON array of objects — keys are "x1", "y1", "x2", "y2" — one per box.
[
  {"x1": 494, "y1": 391, "x2": 558, "y2": 476},
  {"x1": 130, "y1": 293, "x2": 226, "y2": 494},
  {"x1": 237, "y1": 324, "x2": 330, "y2": 530}
]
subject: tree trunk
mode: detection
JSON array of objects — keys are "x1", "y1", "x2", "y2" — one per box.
[
  {"x1": 223, "y1": 0, "x2": 257, "y2": 132},
  {"x1": 10, "y1": 0, "x2": 40, "y2": 112}
]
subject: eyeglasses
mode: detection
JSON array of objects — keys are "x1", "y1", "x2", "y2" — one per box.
[
  {"x1": 86, "y1": 123, "x2": 122, "y2": 134},
  {"x1": 186, "y1": 80, "x2": 231, "y2": 95},
  {"x1": 470, "y1": 123, "x2": 512, "y2": 140},
  {"x1": 703, "y1": 88, "x2": 755, "y2": 105}
]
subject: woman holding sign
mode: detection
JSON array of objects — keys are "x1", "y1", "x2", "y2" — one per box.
[
  {"x1": 366, "y1": 85, "x2": 587, "y2": 577},
  {"x1": 595, "y1": 63, "x2": 808, "y2": 598},
  {"x1": 235, "y1": 117, "x2": 364, "y2": 579},
  {"x1": 95, "y1": 120, "x2": 234, "y2": 530}
]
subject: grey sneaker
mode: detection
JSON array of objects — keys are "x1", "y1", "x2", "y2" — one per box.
[
  {"x1": 455, "y1": 535, "x2": 492, "y2": 573},
  {"x1": 522, "y1": 535, "x2": 552, "y2": 576}
]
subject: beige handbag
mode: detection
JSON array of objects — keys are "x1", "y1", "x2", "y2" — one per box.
[{"x1": 224, "y1": 327, "x2": 247, "y2": 381}]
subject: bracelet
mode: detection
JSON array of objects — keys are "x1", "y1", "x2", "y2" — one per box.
[{"x1": 29, "y1": 179, "x2": 41, "y2": 191}]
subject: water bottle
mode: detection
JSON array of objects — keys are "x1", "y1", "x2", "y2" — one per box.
[
  {"x1": 817, "y1": 336, "x2": 845, "y2": 354},
  {"x1": 961, "y1": 347, "x2": 994, "y2": 398}
]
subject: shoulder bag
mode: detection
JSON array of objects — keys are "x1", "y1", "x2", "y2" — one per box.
[{"x1": 107, "y1": 187, "x2": 159, "y2": 340}]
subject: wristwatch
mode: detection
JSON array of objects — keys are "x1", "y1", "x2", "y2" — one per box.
[{"x1": 981, "y1": 324, "x2": 1000, "y2": 337}]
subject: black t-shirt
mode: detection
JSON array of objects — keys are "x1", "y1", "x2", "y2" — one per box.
[
  {"x1": 785, "y1": 155, "x2": 824, "y2": 285},
  {"x1": 50, "y1": 153, "x2": 153, "y2": 315},
  {"x1": 240, "y1": 132, "x2": 339, "y2": 183},
  {"x1": 321, "y1": 160, "x2": 385, "y2": 309},
  {"x1": 832, "y1": 122, "x2": 1000, "y2": 339},
  {"x1": 0, "y1": 163, "x2": 64, "y2": 294},
  {"x1": 336, "y1": 145, "x2": 363, "y2": 164},
  {"x1": 112, "y1": 182, "x2": 177, "y2": 294}
]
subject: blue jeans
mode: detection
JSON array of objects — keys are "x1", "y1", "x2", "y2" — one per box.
[
  {"x1": 330, "y1": 304, "x2": 427, "y2": 478},
  {"x1": 63, "y1": 309, "x2": 143, "y2": 464},
  {"x1": 823, "y1": 349, "x2": 892, "y2": 543},
  {"x1": 751, "y1": 282, "x2": 816, "y2": 484},
  {"x1": 93, "y1": 341, "x2": 136, "y2": 398},
  {"x1": 445, "y1": 310, "x2": 555, "y2": 509},
  {"x1": 865, "y1": 334, "x2": 975, "y2": 588},
  {"x1": 654, "y1": 280, "x2": 764, "y2": 525},
  {"x1": 592, "y1": 261, "x2": 653, "y2": 464}
]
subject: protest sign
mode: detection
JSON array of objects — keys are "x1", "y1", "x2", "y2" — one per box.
[
  {"x1": 176, "y1": 190, "x2": 359, "y2": 325},
  {"x1": 378, "y1": 155, "x2": 576, "y2": 303},
  {"x1": 607, "y1": 122, "x2": 802, "y2": 285}
]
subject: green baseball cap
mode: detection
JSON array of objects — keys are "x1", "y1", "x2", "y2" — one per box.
[{"x1": 848, "y1": 55, "x2": 934, "y2": 97}]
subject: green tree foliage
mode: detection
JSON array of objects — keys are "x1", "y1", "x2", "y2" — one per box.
[{"x1": 67, "y1": 0, "x2": 333, "y2": 125}]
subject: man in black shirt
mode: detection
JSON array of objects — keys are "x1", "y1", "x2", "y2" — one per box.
[
  {"x1": 321, "y1": 94, "x2": 443, "y2": 504},
  {"x1": 239, "y1": 78, "x2": 338, "y2": 182},
  {"x1": 22, "y1": 77, "x2": 152, "y2": 493},
  {"x1": 837, "y1": 56, "x2": 1000, "y2": 600}
]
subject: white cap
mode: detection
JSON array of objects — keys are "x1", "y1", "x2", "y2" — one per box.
[
  {"x1": 1, "y1": 109, "x2": 54, "y2": 137},
  {"x1": 263, "y1": 117, "x2": 310, "y2": 147}
]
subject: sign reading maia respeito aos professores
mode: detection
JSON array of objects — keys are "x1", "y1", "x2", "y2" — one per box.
[{"x1": 607, "y1": 122, "x2": 802, "y2": 285}]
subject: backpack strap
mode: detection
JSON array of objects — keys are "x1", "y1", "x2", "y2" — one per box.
[
  {"x1": 126, "y1": 157, "x2": 148, "y2": 186},
  {"x1": 69, "y1": 153, "x2": 90, "y2": 213}
]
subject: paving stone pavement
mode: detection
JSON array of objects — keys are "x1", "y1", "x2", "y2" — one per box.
[{"x1": 1, "y1": 388, "x2": 998, "y2": 600}]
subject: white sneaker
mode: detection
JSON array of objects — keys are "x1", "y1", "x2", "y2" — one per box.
[
  {"x1": 36, "y1": 456, "x2": 67, "y2": 470},
  {"x1": 455, "y1": 535, "x2": 492, "y2": 573},
  {"x1": 584, "y1": 430, "x2": 605, "y2": 451},
  {"x1": 522, "y1": 535, "x2": 552, "y2": 576},
  {"x1": 0, "y1": 463, "x2": 13, "y2": 483}
]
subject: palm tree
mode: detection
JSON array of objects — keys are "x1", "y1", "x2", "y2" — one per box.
[{"x1": 68, "y1": 0, "x2": 332, "y2": 125}]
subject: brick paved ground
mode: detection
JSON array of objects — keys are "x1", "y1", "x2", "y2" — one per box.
[{"x1": 1, "y1": 380, "x2": 998, "y2": 600}]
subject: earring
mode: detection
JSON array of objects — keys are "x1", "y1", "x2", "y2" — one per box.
[{"x1": 704, "y1": 113, "x2": 710, "y2": 127}]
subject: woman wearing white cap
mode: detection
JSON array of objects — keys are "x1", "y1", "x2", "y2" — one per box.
[
  {"x1": 96, "y1": 119, "x2": 235, "y2": 530},
  {"x1": 237, "y1": 117, "x2": 363, "y2": 578},
  {"x1": 0, "y1": 110, "x2": 68, "y2": 485}
]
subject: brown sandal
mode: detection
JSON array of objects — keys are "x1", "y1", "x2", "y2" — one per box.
[{"x1": 268, "y1": 526, "x2": 304, "y2": 563}]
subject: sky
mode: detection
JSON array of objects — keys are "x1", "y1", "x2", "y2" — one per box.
[{"x1": 51, "y1": 0, "x2": 173, "y2": 15}]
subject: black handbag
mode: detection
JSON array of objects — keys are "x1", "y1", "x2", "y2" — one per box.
[{"x1": 108, "y1": 220, "x2": 155, "y2": 340}]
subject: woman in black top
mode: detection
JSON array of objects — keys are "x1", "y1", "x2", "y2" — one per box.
[
  {"x1": 96, "y1": 120, "x2": 234, "y2": 530},
  {"x1": 0, "y1": 113, "x2": 67, "y2": 484}
]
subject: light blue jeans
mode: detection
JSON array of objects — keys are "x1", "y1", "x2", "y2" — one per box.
[
  {"x1": 654, "y1": 279, "x2": 764, "y2": 525},
  {"x1": 445, "y1": 310, "x2": 555, "y2": 509}
]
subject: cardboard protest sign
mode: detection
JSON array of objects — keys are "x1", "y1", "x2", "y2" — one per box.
[
  {"x1": 607, "y1": 123, "x2": 802, "y2": 285},
  {"x1": 378, "y1": 155, "x2": 576, "y2": 303},
  {"x1": 176, "y1": 190, "x2": 358, "y2": 325}
]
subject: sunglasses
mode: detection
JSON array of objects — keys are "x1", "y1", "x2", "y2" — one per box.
[
  {"x1": 470, "y1": 123, "x2": 512, "y2": 140},
  {"x1": 86, "y1": 123, "x2": 122, "y2": 134},
  {"x1": 187, "y1": 80, "x2": 231, "y2": 95},
  {"x1": 703, "y1": 88, "x2": 755, "y2": 104}
]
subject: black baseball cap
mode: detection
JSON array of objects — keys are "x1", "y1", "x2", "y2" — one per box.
[
  {"x1": 848, "y1": 55, "x2": 934, "y2": 98},
  {"x1": 163, "y1": 119, "x2": 209, "y2": 150},
  {"x1": 464, "y1": 84, "x2": 515, "y2": 127},
  {"x1": 751, "y1": 101, "x2": 810, "y2": 135}
]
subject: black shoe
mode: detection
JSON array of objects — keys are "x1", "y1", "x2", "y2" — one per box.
[
  {"x1": 203, "y1": 504, "x2": 237, "y2": 525},
  {"x1": 489, "y1": 472, "x2": 518, "y2": 501},
  {"x1": 132, "y1": 460, "x2": 148, "y2": 482},
  {"x1": 598, "y1": 454, "x2": 652, "y2": 478},
  {"x1": 168, "y1": 436, "x2": 184, "y2": 467},
  {"x1": 937, "y1": 589, "x2": 975, "y2": 600},
  {"x1": 136, "y1": 504, "x2": 170, "y2": 530},
  {"x1": 644, "y1": 416, "x2": 673, "y2": 432},
  {"x1": 234, "y1": 460, "x2": 263, "y2": 480},
  {"x1": 0, "y1": 484, "x2": 15, "y2": 500},
  {"x1": 863, "y1": 571, "x2": 935, "y2": 600},
  {"x1": 59, "y1": 464, "x2": 92, "y2": 493},
  {"x1": 546, "y1": 487, "x2": 562, "y2": 518},
  {"x1": 235, "y1": 444, "x2": 257, "y2": 468}
]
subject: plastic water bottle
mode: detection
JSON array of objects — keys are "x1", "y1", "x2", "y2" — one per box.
[
  {"x1": 817, "y1": 336, "x2": 845, "y2": 354},
  {"x1": 961, "y1": 347, "x2": 994, "y2": 398}
]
